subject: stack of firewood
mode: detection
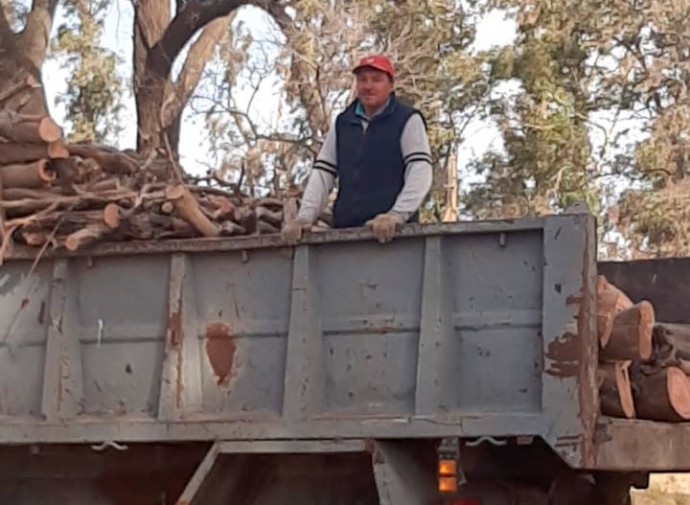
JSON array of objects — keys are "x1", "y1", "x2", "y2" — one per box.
[
  {"x1": 597, "y1": 275, "x2": 690, "y2": 422},
  {"x1": 0, "y1": 121, "x2": 327, "y2": 259}
]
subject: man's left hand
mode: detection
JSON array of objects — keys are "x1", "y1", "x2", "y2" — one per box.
[{"x1": 366, "y1": 212, "x2": 405, "y2": 244}]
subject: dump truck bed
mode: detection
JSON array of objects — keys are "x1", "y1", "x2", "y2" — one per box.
[{"x1": 0, "y1": 214, "x2": 687, "y2": 472}]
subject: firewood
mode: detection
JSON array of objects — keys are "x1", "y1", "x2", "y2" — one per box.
[
  {"x1": 160, "y1": 201, "x2": 174, "y2": 214},
  {"x1": 165, "y1": 184, "x2": 219, "y2": 237},
  {"x1": 0, "y1": 111, "x2": 62, "y2": 143},
  {"x1": 653, "y1": 323, "x2": 690, "y2": 361},
  {"x1": 219, "y1": 221, "x2": 246, "y2": 236},
  {"x1": 630, "y1": 366, "x2": 690, "y2": 422},
  {"x1": 1, "y1": 160, "x2": 54, "y2": 188},
  {"x1": 256, "y1": 220, "x2": 280, "y2": 234},
  {"x1": 48, "y1": 140, "x2": 69, "y2": 159},
  {"x1": 2, "y1": 187, "x2": 63, "y2": 200},
  {"x1": 103, "y1": 203, "x2": 121, "y2": 229},
  {"x1": 597, "y1": 275, "x2": 634, "y2": 347},
  {"x1": 67, "y1": 144, "x2": 139, "y2": 174},
  {"x1": 235, "y1": 206, "x2": 257, "y2": 234},
  {"x1": 600, "y1": 301, "x2": 655, "y2": 361},
  {"x1": 598, "y1": 360, "x2": 635, "y2": 419},
  {"x1": 64, "y1": 223, "x2": 110, "y2": 251},
  {"x1": 0, "y1": 142, "x2": 49, "y2": 164},
  {"x1": 255, "y1": 206, "x2": 283, "y2": 228},
  {"x1": 20, "y1": 229, "x2": 51, "y2": 246}
]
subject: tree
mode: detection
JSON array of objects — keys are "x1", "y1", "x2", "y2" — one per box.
[
  {"x1": 52, "y1": 0, "x2": 124, "y2": 144},
  {"x1": 0, "y1": 0, "x2": 279, "y2": 158}
]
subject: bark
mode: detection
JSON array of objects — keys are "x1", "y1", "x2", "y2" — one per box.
[
  {"x1": 597, "y1": 275, "x2": 634, "y2": 347},
  {"x1": 630, "y1": 366, "x2": 690, "y2": 422},
  {"x1": 161, "y1": 13, "x2": 234, "y2": 153},
  {"x1": 600, "y1": 301, "x2": 655, "y2": 361},
  {"x1": 135, "y1": 0, "x2": 248, "y2": 154},
  {"x1": 1, "y1": 160, "x2": 54, "y2": 188},
  {"x1": 17, "y1": 0, "x2": 61, "y2": 70},
  {"x1": 598, "y1": 360, "x2": 635, "y2": 419}
]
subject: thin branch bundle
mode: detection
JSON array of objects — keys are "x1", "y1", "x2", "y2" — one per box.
[
  {"x1": 0, "y1": 134, "x2": 317, "y2": 259},
  {"x1": 596, "y1": 274, "x2": 690, "y2": 422}
]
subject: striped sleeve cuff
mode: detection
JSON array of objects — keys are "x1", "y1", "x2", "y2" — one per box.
[
  {"x1": 314, "y1": 159, "x2": 337, "y2": 176},
  {"x1": 403, "y1": 151, "x2": 433, "y2": 166}
]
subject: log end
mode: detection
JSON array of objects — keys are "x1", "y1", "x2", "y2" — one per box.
[
  {"x1": 48, "y1": 140, "x2": 70, "y2": 160},
  {"x1": 103, "y1": 203, "x2": 121, "y2": 229},
  {"x1": 38, "y1": 117, "x2": 63, "y2": 143},
  {"x1": 165, "y1": 184, "x2": 186, "y2": 200},
  {"x1": 668, "y1": 367, "x2": 690, "y2": 420}
]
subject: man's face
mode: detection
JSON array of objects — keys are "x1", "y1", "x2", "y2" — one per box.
[{"x1": 355, "y1": 68, "x2": 394, "y2": 112}]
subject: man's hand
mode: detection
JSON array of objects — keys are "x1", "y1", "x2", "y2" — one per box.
[
  {"x1": 366, "y1": 212, "x2": 405, "y2": 244},
  {"x1": 281, "y1": 218, "x2": 311, "y2": 245}
]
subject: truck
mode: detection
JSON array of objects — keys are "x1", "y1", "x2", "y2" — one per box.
[{"x1": 0, "y1": 210, "x2": 687, "y2": 504}]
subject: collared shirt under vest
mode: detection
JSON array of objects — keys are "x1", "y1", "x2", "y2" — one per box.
[{"x1": 332, "y1": 94, "x2": 426, "y2": 229}]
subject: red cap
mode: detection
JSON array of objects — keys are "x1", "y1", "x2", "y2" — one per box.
[{"x1": 353, "y1": 55, "x2": 395, "y2": 79}]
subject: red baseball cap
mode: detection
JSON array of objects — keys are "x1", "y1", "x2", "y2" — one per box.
[{"x1": 353, "y1": 55, "x2": 395, "y2": 79}]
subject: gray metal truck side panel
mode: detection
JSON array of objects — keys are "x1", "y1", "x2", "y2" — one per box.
[{"x1": 0, "y1": 217, "x2": 602, "y2": 467}]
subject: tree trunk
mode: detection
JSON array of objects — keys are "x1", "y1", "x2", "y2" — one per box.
[{"x1": 134, "y1": 0, "x2": 246, "y2": 155}]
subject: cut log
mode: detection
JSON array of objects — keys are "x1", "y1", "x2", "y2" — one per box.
[
  {"x1": 64, "y1": 223, "x2": 110, "y2": 251},
  {"x1": 0, "y1": 142, "x2": 49, "y2": 163},
  {"x1": 48, "y1": 140, "x2": 70, "y2": 159},
  {"x1": 1, "y1": 160, "x2": 54, "y2": 188},
  {"x1": 598, "y1": 360, "x2": 635, "y2": 419},
  {"x1": 256, "y1": 220, "x2": 280, "y2": 234},
  {"x1": 631, "y1": 366, "x2": 690, "y2": 422},
  {"x1": 103, "y1": 203, "x2": 121, "y2": 229},
  {"x1": 160, "y1": 201, "x2": 174, "y2": 214},
  {"x1": 653, "y1": 323, "x2": 690, "y2": 361},
  {"x1": 256, "y1": 206, "x2": 283, "y2": 228},
  {"x1": 235, "y1": 206, "x2": 257, "y2": 234},
  {"x1": 165, "y1": 184, "x2": 219, "y2": 237},
  {"x1": 0, "y1": 111, "x2": 62, "y2": 143},
  {"x1": 600, "y1": 301, "x2": 655, "y2": 361},
  {"x1": 67, "y1": 144, "x2": 139, "y2": 174},
  {"x1": 597, "y1": 275, "x2": 634, "y2": 347},
  {"x1": 219, "y1": 221, "x2": 246, "y2": 236}
]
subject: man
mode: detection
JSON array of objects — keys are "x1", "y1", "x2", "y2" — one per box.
[{"x1": 281, "y1": 54, "x2": 433, "y2": 245}]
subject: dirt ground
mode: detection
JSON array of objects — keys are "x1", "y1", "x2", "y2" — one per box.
[{"x1": 632, "y1": 475, "x2": 690, "y2": 505}]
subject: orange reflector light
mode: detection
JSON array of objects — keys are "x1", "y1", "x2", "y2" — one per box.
[
  {"x1": 438, "y1": 476, "x2": 458, "y2": 493},
  {"x1": 438, "y1": 459, "x2": 457, "y2": 476}
]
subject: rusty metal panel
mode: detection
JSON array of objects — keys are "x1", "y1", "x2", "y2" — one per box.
[
  {"x1": 540, "y1": 214, "x2": 598, "y2": 468},
  {"x1": 0, "y1": 217, "x2": 607, "y2": 470}
]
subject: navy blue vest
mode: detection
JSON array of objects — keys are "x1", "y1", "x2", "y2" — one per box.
[{"x1": 332, "y1": 95, "x2": 422, "y2": 228}]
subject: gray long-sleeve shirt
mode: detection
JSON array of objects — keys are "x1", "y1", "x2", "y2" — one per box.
[{"x1": 297, "y1": 108, "x2": 433, "y2": 224}]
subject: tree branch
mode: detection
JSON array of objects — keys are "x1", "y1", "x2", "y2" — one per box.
[
  {"x1": 160, "y1": 13, "x2": 234, "y2": 129},
  {"x1": 147, "y1": 0, "x2": 250, "y2": 79}
]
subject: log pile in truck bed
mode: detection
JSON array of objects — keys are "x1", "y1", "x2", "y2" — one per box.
[
  {"x1": 0, "y1": 120, "x2": 335, "y2": 262},
  {"x1": 596, "y1": 275, "x2": 690, "y2": 422}
]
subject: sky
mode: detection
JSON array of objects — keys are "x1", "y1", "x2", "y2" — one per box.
[{"x1": 40, "y1": 1, "x2": 519, "y2": 184}]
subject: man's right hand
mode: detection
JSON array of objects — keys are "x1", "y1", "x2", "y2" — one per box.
[{"x1": 281, "y1": 218, "x2": 311, "y2": 245}]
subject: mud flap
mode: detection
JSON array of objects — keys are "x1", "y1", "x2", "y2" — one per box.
[{"x1": 372, "y1": 441, "x2": 436, "y2": 505}]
